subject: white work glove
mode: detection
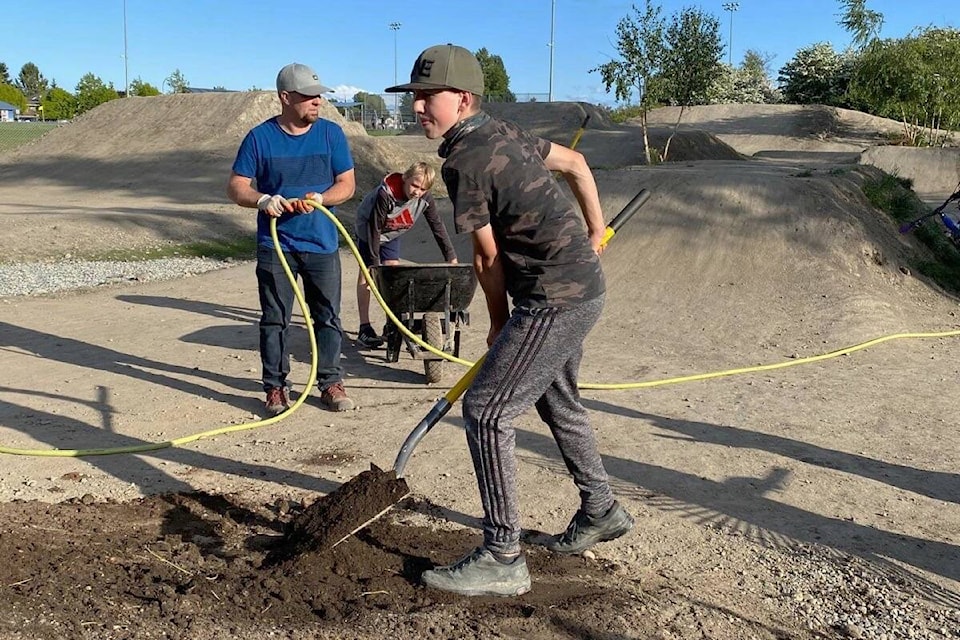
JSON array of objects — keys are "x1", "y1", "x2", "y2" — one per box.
[{"x1": 256, "y1": 194, "x2": 293, "y2": 218}]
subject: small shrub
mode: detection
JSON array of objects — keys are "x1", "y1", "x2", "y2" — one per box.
[
  {"x1": 608, "y1": 105, "x2": 647, "y2": 124},
  {"x1": 862, "y1": 171, "x2": 960, "y2": 294},
  {"x1": 862, "y1": 172, "x2": 918, "y2": 223}
]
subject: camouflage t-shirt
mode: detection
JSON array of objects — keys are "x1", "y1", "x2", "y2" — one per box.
[{"x1": 441, "y1": 115, "x2": 605, "y2": 309}]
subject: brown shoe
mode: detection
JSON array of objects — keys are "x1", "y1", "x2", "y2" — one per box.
[
  {"x1": 265, "y1": 386, "x2": 290, "y2": 416},
  {"x1": 320, "y1": 382, "x2": 354, "y2": 412}
]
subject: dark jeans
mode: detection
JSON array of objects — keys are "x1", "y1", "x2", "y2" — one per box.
[{"x1": 256, "y1": 245, "x2": 343, "y2": 393}]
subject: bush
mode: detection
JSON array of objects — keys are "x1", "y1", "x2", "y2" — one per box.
[
  {"x1": 607, "y1": 104, "x2": 648, "y2": 123},
  {"x1": 862, "y1": 172, "x2": 960, "y2": 293}
]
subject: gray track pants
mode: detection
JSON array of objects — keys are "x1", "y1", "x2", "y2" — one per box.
[{"x1": 462, "y1": 294, "x2": 614, "y2": 556}]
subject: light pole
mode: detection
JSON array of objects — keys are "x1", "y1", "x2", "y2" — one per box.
[
  {"x1": 548, "y1": 0, "x2": 556, "y2": 102},
  {"x1": 123, "y1": 0, "x2": 129, "y2": 96},
  {"x1": 722, "y1": 2, "x2": 739, "y2": 66},
  {"x1": 389, "y1": 22, "x2": 401, "y2": 127}
]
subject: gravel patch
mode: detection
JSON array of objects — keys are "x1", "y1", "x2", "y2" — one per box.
[{"x1": 0, "y1": 257, "x2": 247, "y2": 299}]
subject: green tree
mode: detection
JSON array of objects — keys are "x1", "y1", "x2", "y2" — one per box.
[
  {"x1": 400, "y1": 93, "x2": 414, "y2": 124},
  {"x1": 591, "y1": 0, "x2": 666, "y2": 164},
  {"x1": 41, "y1": 87, "x2": 77, "y2": 120},
  {"x1": 75, "y1": 73, "x2": 120, "y2": 114},
  {"x1": 0, "y1": 84, "x2": 27, "y2": 112},
  {"x1": 475, "y1": 48, "x2": 515, "y2": 101},
  {"x1": 129, "y1": 78, "x2": 160, "y2": 96},
  {"x1": 709, "y1": 50, "x2": 780, "y2": 104},
  {"x1": 837, "y1": 0, "x2": 884, "y2": 50},
  {"x1": 849, "y1": 27, "x2": 960, "y2": 145},
  {"x1": 164, "y1": 69, "x2": 189, "y2": 93},
  {"x1": 658, "y1": 6, "x2": 724, "y2": 160},
  {"x1": 0, "y1": 63, "x2": 10, "y2": 86},
  {"x1": 353, "y1": 91, "x2": 388, "y2": 126},
  {"x1": 15, "y1": 62, "x2": 48, "y2": 99},
  {"x1": 778, "y1": 42, "x2": 851, "y2": 105}
]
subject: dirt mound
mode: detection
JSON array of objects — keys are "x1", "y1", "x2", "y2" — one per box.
[
  {"x1": 2, "y1": 91, "x2": 425, "y2": 196},
  {"x1": 0, "y1": 93, "x2": 435, "y2": 262},
  {"x1": 644, "y1": 103, "x2": 902, "y2": 154},
  {"x1": 477, "y1": 101, "x2": 741, "y2": 167},
  {"x1": 0, "y1": 492, "x2": 655, "y2": 640},
  {"x1": 592, "y1": 161, "x2": 953, "y2": 349},
  {"x1": 484, "y1": 100, "x2": 613, "y2": 139}
]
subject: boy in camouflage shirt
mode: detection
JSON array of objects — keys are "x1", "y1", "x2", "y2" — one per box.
[{"x1": 386, "y1": 44, "x2": 633, "y2": 597}]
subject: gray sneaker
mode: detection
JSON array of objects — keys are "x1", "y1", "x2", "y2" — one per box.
[
  {"x1": 421, "y1": 547, "x2": 531, "y2": 597},
  {"x1": 546, "y1": 501, "x2": 634, "y2": 555}
]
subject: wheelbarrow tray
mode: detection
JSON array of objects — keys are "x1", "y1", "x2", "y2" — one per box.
[{"x1": 374, "y1": 263, "x2": 477, "y2": 313}]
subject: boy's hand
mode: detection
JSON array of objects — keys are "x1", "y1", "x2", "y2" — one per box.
[
  {"x1": 590, "y1": 230, "x2": 606, "y2": 255},
  {"x1": 486, "y1": 322, "x2": 505, "y2": 347}
]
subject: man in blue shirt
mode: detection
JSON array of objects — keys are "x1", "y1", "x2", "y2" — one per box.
[{"x1": 227, "y1": 62, "x2": 356, "y2": 415}]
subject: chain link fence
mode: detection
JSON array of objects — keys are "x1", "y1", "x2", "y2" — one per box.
[
  {"x1": 333, "y1": 93, "x2": 551, "y2": 131},
  {"x1": 0, "y1": 122, "x2": 59, "y2": 153}
]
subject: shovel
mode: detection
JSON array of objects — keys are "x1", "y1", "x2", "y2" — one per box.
[{"x1": 282, "y1": 188, "x2": 651, "y2": 555}]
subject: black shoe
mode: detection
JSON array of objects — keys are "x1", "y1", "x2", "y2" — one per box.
[
  {"x1": 546, "y1": 501, "x2": 634, "y2": 554},
  {"x1": 356, "y1": 325, "x2": 384, "y2": 348}
]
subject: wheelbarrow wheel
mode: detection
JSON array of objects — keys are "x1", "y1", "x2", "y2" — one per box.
[{"x1": 422, "y1": 312, "x2": 444, "y2": 384}]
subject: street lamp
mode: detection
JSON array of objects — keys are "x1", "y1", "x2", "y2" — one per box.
[
  {"x1": 722, "y1": 2, "x2": 739, "y2": 66},
  {"x1": 123, "y1": 0, "x2": 129, "y2": 97},
  {"x1": 548, "y1": 0, "x2": 556, "y2": 102},
  {"x1": 389, "y1": 22, "x2": 401, "y2": 127}
]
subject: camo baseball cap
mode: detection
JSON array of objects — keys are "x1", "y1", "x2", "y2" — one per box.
[
  {"x1": 385, "y1": 44, "x2": 484, "y2": 95},
  {"x1": 276, "y1": 63, "x2": 332, "y2": 96}
]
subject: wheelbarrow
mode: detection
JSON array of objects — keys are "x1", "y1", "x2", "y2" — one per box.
[{"x1": 372, "y1": 263, "x2": 478, "y2": 383}]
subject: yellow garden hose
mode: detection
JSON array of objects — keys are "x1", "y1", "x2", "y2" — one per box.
[
  {"x1": 0, "y1": 219, "x2": 316, "y2": 457},
  {"x1": 2, "y1": 205, "x2": 960, "y2": 457}
]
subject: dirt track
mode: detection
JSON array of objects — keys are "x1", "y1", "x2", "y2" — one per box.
[{"x1": 0, "y1": 96, "x2": 959, "y2": 639}]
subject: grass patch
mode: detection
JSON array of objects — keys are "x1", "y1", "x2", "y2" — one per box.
[
  {"x1": 862, "y1": 171, "x2": 960, "y2": 294},
  {"x1": 88, "y1": 237, "x2": 257, "y2": 262},
  {"x1": 0, "y1": 122, "x2": 58, "y2": 153}
]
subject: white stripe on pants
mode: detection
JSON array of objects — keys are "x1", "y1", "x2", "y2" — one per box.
[{"x1": 462, "y1": 295, "x2": 614, "y2": 556}]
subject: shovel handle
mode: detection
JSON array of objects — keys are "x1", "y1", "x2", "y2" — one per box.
[{"x1": 601, "y1": 188, "x2": 650, "y2": 247}]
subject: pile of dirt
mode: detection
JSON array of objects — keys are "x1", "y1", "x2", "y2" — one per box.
[
  {"x1": 280, "y1": 464, "x2": 410, "y2": 558},
  {"x1": 0, "y1": 493, "x2": 657, "y2": 640},
  {"x1": 643, "y1": 103, "x2": 902, "y2": 160},
  {"x1": 2, "y1": 91, "x2": 429, "y2": 198},
  {"x1": 0, "y1": 93, "x2": 438, "y2": 262}
]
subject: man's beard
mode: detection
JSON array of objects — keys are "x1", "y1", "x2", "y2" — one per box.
[{"x1": 297, "y1": 111, "x2": 319, "y2": 126}]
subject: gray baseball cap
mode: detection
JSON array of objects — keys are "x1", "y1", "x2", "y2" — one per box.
[
  {"x1": 385, "y1": 44, "x2": 484, "y2": 95},
  {"x1": 276, "y1": 63, "x2": 332, "y2": 96}
]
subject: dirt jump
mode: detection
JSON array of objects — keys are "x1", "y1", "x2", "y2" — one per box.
[{"x1": 0, "y1": 94, "x2": 958, "y2": 639}]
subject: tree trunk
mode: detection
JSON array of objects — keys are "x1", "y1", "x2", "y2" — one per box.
[
  {"x1": 640, "y1": 109, "x2": 652, "y2": 165},
  {"x1": 662, "y1": 104, "x2": 686, "y2": 162}
]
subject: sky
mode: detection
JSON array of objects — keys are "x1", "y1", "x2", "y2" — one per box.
[{"x1": 1, "y1": 0, "x2": 956, "y2": 105}]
